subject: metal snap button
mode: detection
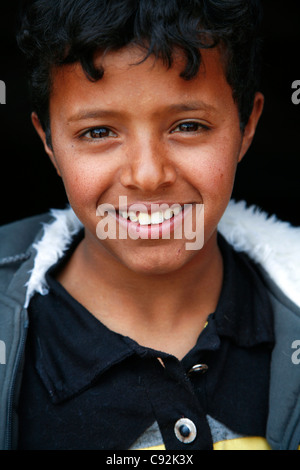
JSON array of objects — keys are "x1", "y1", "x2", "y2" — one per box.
[
  {"x1": 174, "y1": 418, "x2": 197, "y2": 443},
  {"x1": 187, "y1": 364, "x2": 208, "y2": 376}
]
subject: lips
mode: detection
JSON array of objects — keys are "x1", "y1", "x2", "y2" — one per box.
[
  {"x1": 118, "y1": 204, "x2": 183, "y2": 226},
  {"x1": 96, "y1": 201, "x2": 197, "y2": 241}
]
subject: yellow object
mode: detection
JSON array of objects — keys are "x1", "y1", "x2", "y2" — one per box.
[
  {"x1": 213, "y1": 436, "x2": 271, "y2": 450},
  {"x1": 137, "y1": 438, "x2": 300, "y2": 451}
]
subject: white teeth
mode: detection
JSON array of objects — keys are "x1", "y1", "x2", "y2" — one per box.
[
  {"x1": 121, "y1": 205, "x2": 183, "y2": 224},
  {"x1": 172, "y1": 205, "x2": 182, "y2": 216},
  {"x1": 163, "y1": 208, "x2": 173, "y2": 220},
  {"x1": 150, "y1": 211, "x2": 164, "y2": 224},
  {"x1": 138, "y1": 212, "x2": 151, "y2": 225},
  {"x1": 128, "y1": 211, "x2": 138, "y2": 222}
]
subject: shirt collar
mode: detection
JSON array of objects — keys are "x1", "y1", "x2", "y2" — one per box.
[
  {"x1": 29, "y1": 232, "x2": 274, "y2": 404},
  {"x1": 214, "y1": 233, "x2": 274, "y2": 348},
  {"x1": 30, "y1": 277, "x2": 135, "y2": 404}
]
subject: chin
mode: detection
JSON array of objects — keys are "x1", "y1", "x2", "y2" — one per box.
[{"x1": 119, "y1": 245, "x2": 196, "y2": 276}]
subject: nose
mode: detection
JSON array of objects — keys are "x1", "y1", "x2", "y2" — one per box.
[{"x1": 120, "y1": 135, "x2": 177, "y2": 192}]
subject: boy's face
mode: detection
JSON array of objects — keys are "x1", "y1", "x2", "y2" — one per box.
[{"x1": 33, "y1": 46, "x2": 263, "y2": 275}]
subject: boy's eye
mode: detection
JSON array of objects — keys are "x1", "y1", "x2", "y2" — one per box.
[
  {"x1": 83, "y1": 127, "x2": 117, "y2": 139},
  {"x1": 171, "y1": 121, "x2": 208, "y2": 133}
]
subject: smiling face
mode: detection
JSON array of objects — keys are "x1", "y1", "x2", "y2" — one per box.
[{"x1": 33, "y1": 46, "x2": 263, "y2": 275}]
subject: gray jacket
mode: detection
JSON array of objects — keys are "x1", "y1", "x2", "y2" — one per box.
[{"x1": 0, "y1": 201, "x2": 300, "y2": 450}]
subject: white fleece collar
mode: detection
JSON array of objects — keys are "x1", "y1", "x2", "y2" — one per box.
[
  {"x1": 219, "y1": 200, "x2": 300, "y2": 308},
  {"x1": 24, "y1": 200, "x2": 300, "y2": 308},
  {"x1": 24, "y1": 207, "x2": 82, "y2": 308}
]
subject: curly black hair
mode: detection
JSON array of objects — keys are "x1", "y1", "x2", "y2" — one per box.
[{"x1": 17, "y1": 0, "x2": 263, "y2": 142}]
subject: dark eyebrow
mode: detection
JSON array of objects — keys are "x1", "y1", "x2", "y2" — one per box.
[
  {"x1": 68, "y1": 101, "x2": 216, "y2": 123},
  {"x1": 166, "y1": 101, "x2": 217, "y2": 114},
  {"x1": 68, "y1": 109, "x2": 121, "y2": 122}
]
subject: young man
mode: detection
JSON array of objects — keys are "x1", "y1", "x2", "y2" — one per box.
[{"x1": 0, "y1": 0, "x2": 300, "y2": 450}]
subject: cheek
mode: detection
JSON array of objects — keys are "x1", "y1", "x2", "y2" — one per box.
[
  {"x1": 177, "y1": 126, "x2": 241, "y2": 189},
  {"x1": 184, "y1": 156, "x2": 237, "y2": 198},
  {"x1": 62, "y1": 166, "x2": 93, "y2": 203},
  {"x1": 54, "y1": 151, "x2": 111, "y2": 210},
  {"x1": 210, "y1": 161, "x2": 237, "y2": 193},
  {"x1": 201, "y1": 137, "x2": 241, "y2": 195}
]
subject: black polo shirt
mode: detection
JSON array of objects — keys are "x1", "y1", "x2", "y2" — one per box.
[{"x1": 17, "y1": 233, "x2": 274, "y2": 450}]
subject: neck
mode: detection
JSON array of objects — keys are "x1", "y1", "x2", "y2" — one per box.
[{"x1": 56, "y1": 231, "x2": 223, "y2": 358}]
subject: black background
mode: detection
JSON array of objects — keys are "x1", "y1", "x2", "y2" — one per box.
[{"x1": 0, "y1": 0, "x2": 299, "y2": 227}]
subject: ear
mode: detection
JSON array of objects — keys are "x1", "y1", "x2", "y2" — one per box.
[
  {"x1": 238, "y1": 92, "x2": 264, "y2": 162},
  {"x1": 31, "y1": 112, "x2": 62, "y2": 177}
]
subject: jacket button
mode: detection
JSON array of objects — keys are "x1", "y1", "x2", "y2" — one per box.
[
  {"x1": 187, "y1": 364, "x2": 208, "y2": 376},
  {"x1": 174, "y1": 418, "x2": 197, "y2": 443}
]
